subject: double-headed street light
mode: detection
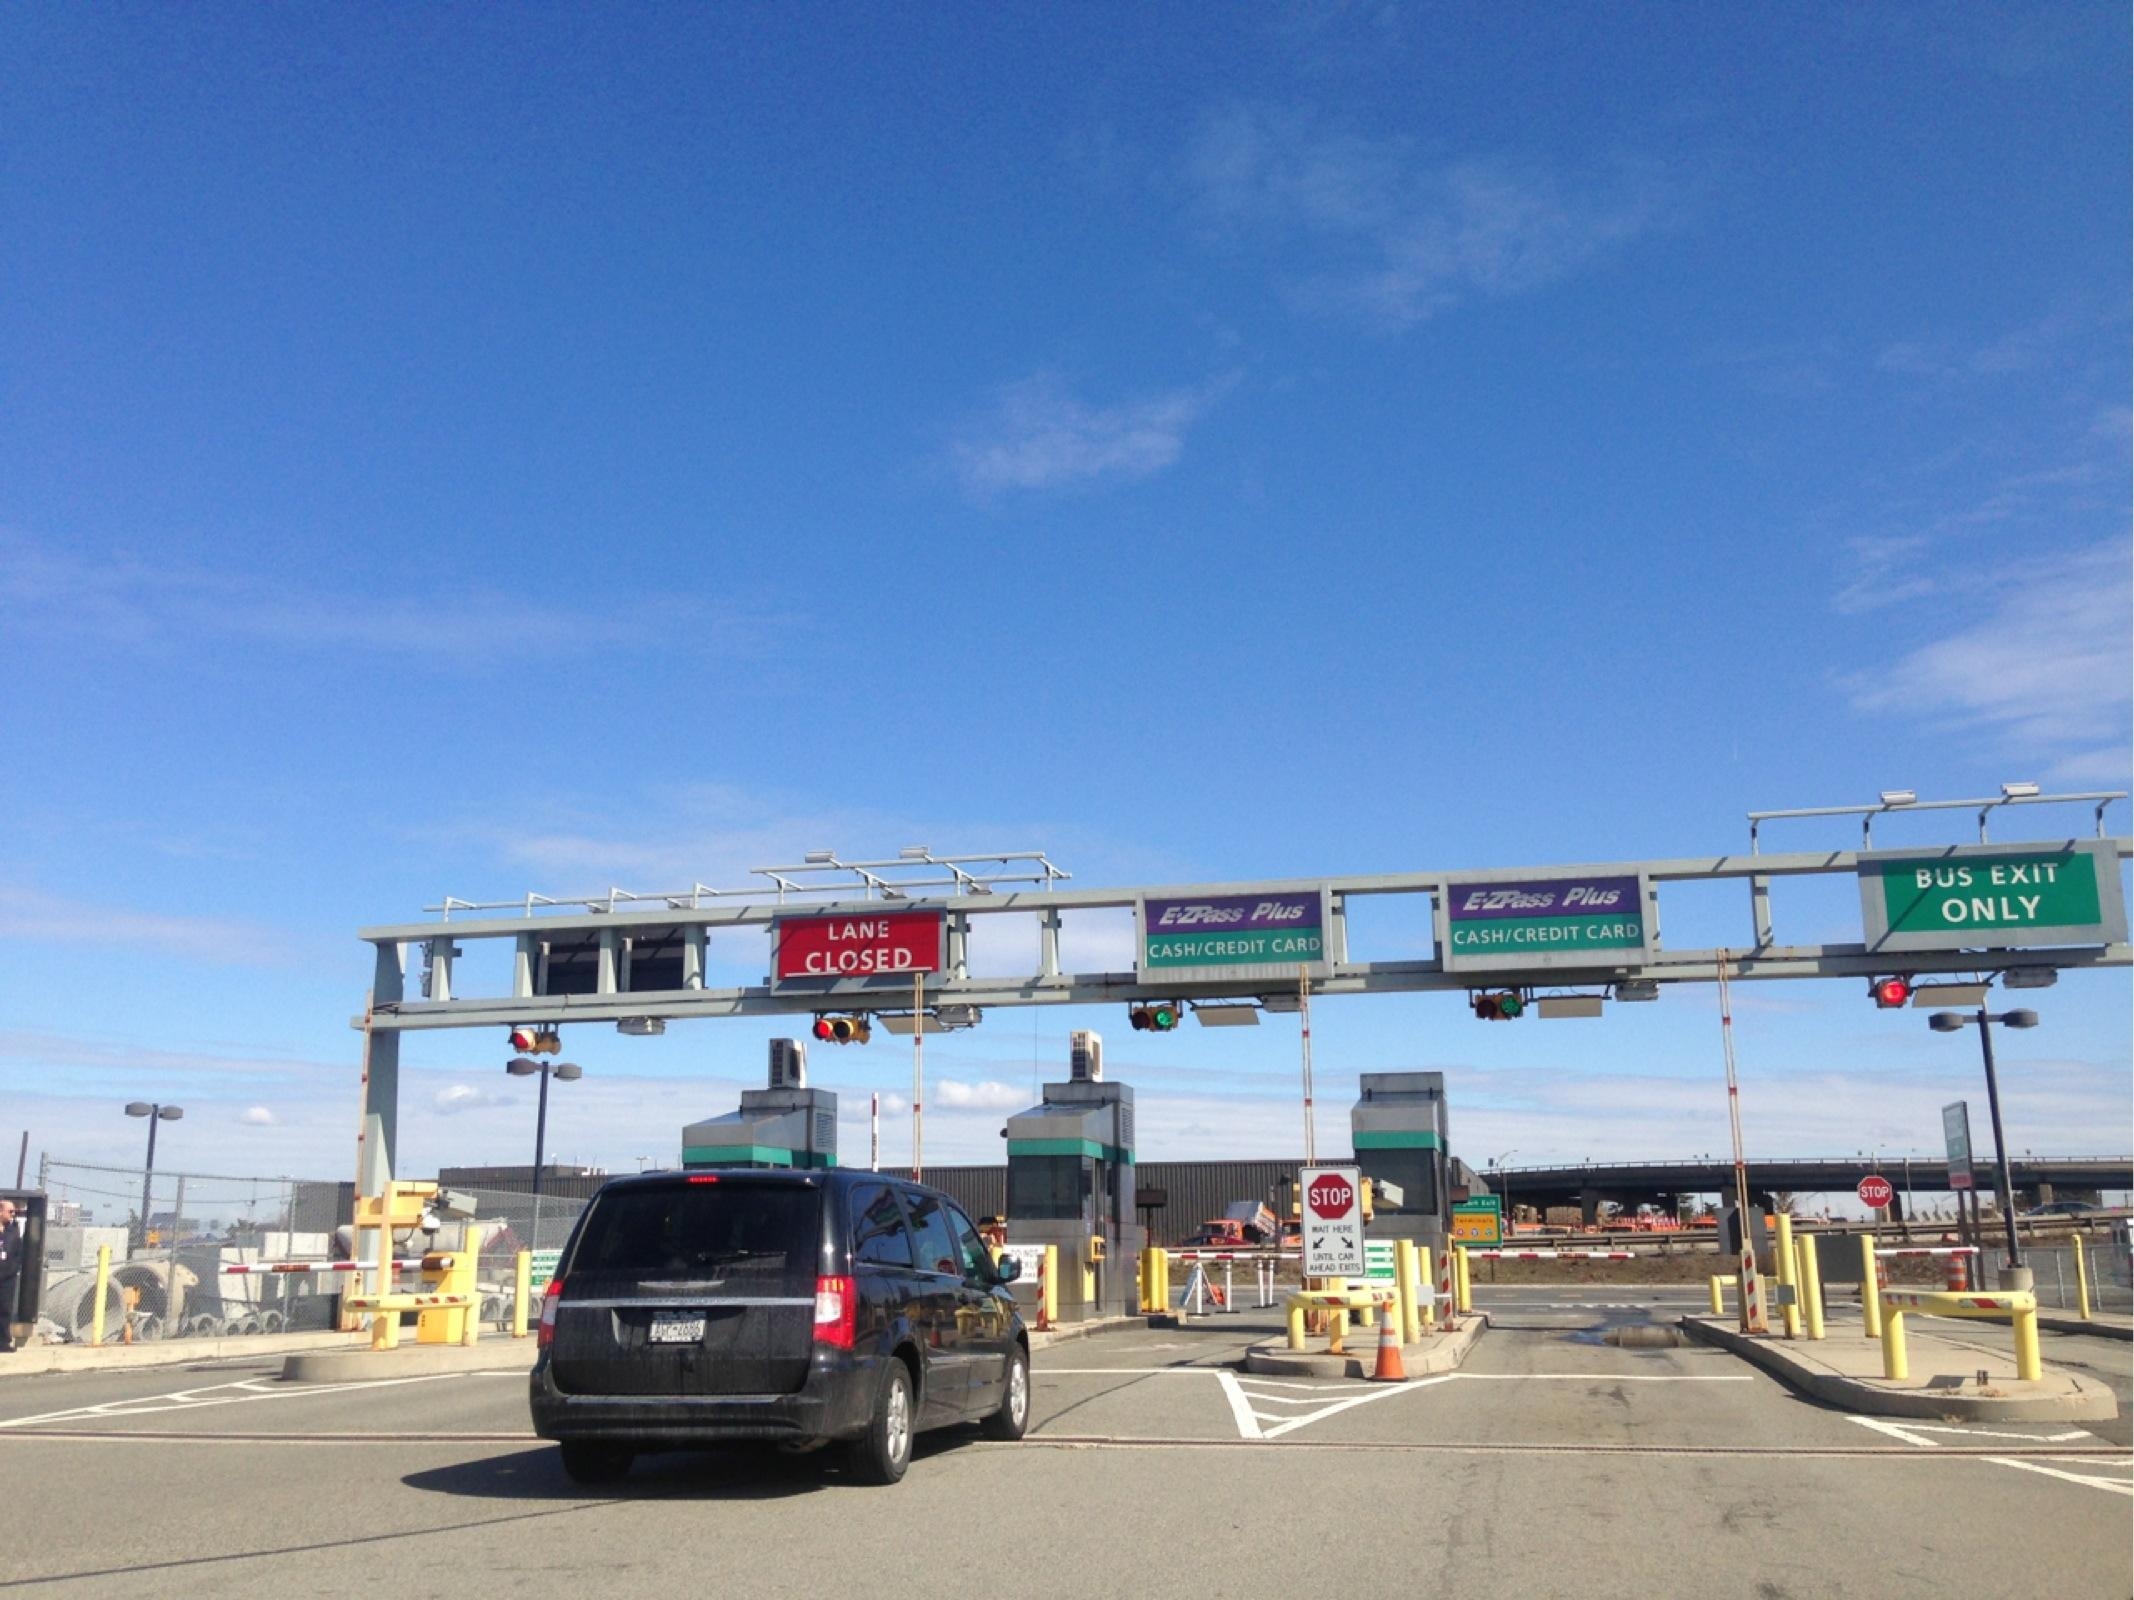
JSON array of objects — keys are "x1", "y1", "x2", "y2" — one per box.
[
  {"x1": 124, "y1": 1101, "x2": 183, "y2": 1251},
  {"x1": 1927, "y1": 1006, "x2": 2039, "y2": 1278},
  {"x1": 505, "y1": 1056, "x2": 582, "y2": 1196}
]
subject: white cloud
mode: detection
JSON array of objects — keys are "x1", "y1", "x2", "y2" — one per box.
[
  {"x1": 948, "y1": 373, "x2": 1232, "y2": 498},
  {"x1": 0, "y1": 886, "x2": 288, "y2": 965},
  {"x1": 239, "y1": 1106, "x2": 277, "y2": 1126},
  {"x1": 434, "y1": 1084, "x2": 512, "y2": 1115},
  {"x1": 930, "y1": 1079, "x2": 1026, "y2": 1112},
  {"x1": 1187, "y1": 106, "x2": 1672, "y2": 330},
  {"x1": 1843, "y1": 542, "x2": 2131, "y2": 781}
]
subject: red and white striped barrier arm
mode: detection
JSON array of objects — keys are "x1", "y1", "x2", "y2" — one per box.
[
  {"x1": 1464, "y1": 1249, "x2": 1639, "y2": 1261},
  {"x1": 1873, "y1": 1247, "x2": 1979, "y2": 1258},
  {"x1": 218, "y1": 1259, "x2": 426, "y2": 1275}
]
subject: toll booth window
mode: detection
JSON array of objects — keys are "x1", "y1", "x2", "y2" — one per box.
[
  {"x1": 1008, "y1": 1156, "x2": 1091, "y2": 1221},
  {"x1": 1369, "y1": 1152, "x2": 1441, "y2": 1215},
  {"x1": 851, "y1": 1184, "x2": 915, "y2": 1269},
  {"x1": 903, "y1": 1191, "x2": 961, "y2": 1277}
]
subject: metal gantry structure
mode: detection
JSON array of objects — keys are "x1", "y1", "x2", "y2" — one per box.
[{"x1": 350, "y1": 794, "x2": 2132, "y2": 1184}]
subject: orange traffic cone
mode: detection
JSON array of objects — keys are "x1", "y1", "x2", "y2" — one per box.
[{"x1": 1370, "y1": 1307, "x2": 1407, "y2": 1383}]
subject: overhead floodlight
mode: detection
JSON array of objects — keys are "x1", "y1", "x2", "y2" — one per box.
[
  {"x1": 553, "y1": 1062, "x2": 584, "y2": 1080},
  {"x1": 2003, "y1": 1009, "x2": 2039, "y2": 1029},
  {"x1": 125, "y1": 1102, "x2": 155, "y2": 1117},
  {"x1": 1928, "y1": 1012, "x2": 1966, "y2": 1032},
  {"x1": 2000, "y1": 781, "x2": 2040, "y2": 799},
  {"x1": 1613, "y1": 979, "x2": 1660, "y2": 1002},
  {"x1": 900, "y1": 845, "x2": 931, "y2": 860},
  {"x1": 158, "y1": 1106, "x2": 184, "y2": 1121},
  {"x1": 1909, "y1": 982, "x2": 1988, "y2": 1008},
  {"x1": 879, "y1": 1009, "x2": 979, "y2": 1035},
  {"x1": 616, "y1": 1016, "x2": 666, "y2": 1036},
  {"x1": 1257, "y1": 993, "x2": 1303, "y2": 1014},
  {"x1": 1878, "y1": 789, "x2": 1917, "y2": 807},
  {"x1": 2002, "y1": 969, "x2": 2058, "y2": 990},
  {"x1": 1537, "y1": 995, "x2": 1605, "y2": 1019},
  {"x1": 804, "y1": 850, "x2": 836, "y2": 864},
  {"x1": 934, "y1": 1003, "x2": 980, "y2": 1028},
  {"x1": 506, "y1": 1056, "x2": 542, "y2": 1075},
  {"x1": 1192, "y1": 1004, "x2": 1262, "y2": 1027}
]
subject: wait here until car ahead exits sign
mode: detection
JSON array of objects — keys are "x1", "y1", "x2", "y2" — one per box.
[
  {"x1": 1301, "y1": 1164, "x2": 1366, "y2": 1278},
  {"x1": 772, "y1": 911, "x2": 947, "y2": 983}
]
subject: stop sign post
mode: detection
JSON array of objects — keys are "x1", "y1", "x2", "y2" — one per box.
[
  {"x1": 1858, "y1": 1174, "x2": 1894, "y2": 1211},
  {"x1": 1300, "y1": 1163, "x2": 1365, "y2": 1277}
]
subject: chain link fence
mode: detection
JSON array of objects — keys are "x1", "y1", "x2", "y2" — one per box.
[{"x1": 2029, "y1": 1234, "x2": 2133, "y2": 1315}]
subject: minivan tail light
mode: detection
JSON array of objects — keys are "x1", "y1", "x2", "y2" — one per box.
[
  {"x1": 536, "y1": 1276, "x2": 564, "y2": 1349},
  {"x1": 813, "y1": 1274, "x2": 855, "y2": 1350}
]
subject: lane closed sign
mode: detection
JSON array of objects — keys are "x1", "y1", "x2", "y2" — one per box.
[{"x1": 1301, "y1": 1164, "x2": 1365, "y2": 1278}]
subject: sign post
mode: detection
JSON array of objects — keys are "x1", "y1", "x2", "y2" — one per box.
[
  {"x1": 1300, "y1": 1165, "x2": 1365, "y2": 1279},
  {"x1": 1943, "y1": 1099, "x2": 1977, "y2": 1257}
]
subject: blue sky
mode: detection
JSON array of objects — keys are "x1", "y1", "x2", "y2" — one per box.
[{"x1": 4, "y1": 5, "x2": 2128, "y2": 1210}]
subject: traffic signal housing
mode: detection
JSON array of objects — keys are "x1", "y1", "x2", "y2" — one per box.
[
  {"x1": 812, "y1": 1015, "x2": 872, "y2": 1045},
  {"x1": 508, "y1": 1026, "x2": 562, "y2": 1054},
  {"x1": 1128, "y1": 1002, "x2": 1180, "y2": 1032},
  {"x1": 1871, "y1": 977, "x2": 1912, "y2": 1009},
  {"x1": 1471, "y1": 991, "x2": 1525, "y2": 1021}
]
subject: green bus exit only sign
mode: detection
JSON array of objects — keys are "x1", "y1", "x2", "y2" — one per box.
[{"x1": 1858, "y1": 841, "x2": 2126, "y2": 954}]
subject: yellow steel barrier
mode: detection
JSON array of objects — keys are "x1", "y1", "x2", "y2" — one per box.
[
  {"x1": 1394, "y1": 1240, "x2": 1421, "y2": 1345},
  {"x1": 1879, "y1": 1289, "x2": 2042, "y2": 1383},
  {"x1": 2072, "y1": 1238, "x2": 2092, "y2": 1321},
  {"x1": 1708, "y1": 1273, "x2": 1737, "y2": 1316},
  {"x1": 1797, "y1": 1233, "x2": 1825, "y2": 1341},
  {"x1": 512, "y1": 1248, "x2": 532, "y2": 1338},
  {"x1": 91, "y1": 1243, "x2": 111, "y2": 1346},
  {"x1": 1859, "y1": 1233, "x2": 1882, "y2": 1339},
  {"x1": 1773, "y1": 1213, "x2": 1801, "y2": 1339},
  {"x1": 1285, "y1": 1285, "x2": 1397, "y2": 1355},
  {"x1": 1454, "y1": 1244, "x2": 1472, "y2": 1313}
]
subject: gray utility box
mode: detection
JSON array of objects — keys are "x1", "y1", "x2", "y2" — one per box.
[
  {"x1": 1004, "y1": 1075, "x2": 1144, "y2": 1323},
  {"x1": 1351, "y1": 1071, "x2": 1452, "y2": 1255}
]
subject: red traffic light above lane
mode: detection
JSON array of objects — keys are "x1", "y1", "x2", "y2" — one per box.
[
  {"x1": 1871, "y1": 977, "x2": 1912, "y2": 1009},
  {"x1": 813, "y1": 1015, "x2": 872, "y2": 1045}
]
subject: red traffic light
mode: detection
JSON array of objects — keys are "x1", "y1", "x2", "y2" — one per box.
[
  {"x1": 812, "y1": 1017, "x2": 835, "y2": 1041},
  {"x1": 813, "y1": 1016, "x2": 870, "y2": 1044},
  {"x1": 509, "y1": 1027, "x2": 537, "y2": 1052},
  {"x1": 1871, "y1": 977, "x2": 1911, "y2": 1009}
]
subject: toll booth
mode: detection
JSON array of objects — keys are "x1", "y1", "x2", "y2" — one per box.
[
  {"x1": 1004, "y1": 1031, "x2": 1144, "y2": 1322},
  {"x1": 681, "y1": 1039, "x2": 838, "y2": 1169},
  {"x1": 1351, "y1": 1072, "x2": 1452, "y2": 1251}
]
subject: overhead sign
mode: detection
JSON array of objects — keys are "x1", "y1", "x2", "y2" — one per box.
[
  {"x1": 1857, "y1": 1175, "x2": 1894, "y2": 1210},
  {"x1": 772, "y1": 910, "x2": 946, "y2": 984},
  {"x1": 1300, "y1": 1164, "x2": 1365, "y2": 1278},
  {"x1": 1942, "y1": 1101, "x2": 1975, "y2": 1192},
  {"x1": 1858, "y1": 841, "x2": 2126, "y2": 954},
  {"x1": 1440, "y1": 872, "x2": 1653, "y2": 972},
  {"x1": 1452, "y1": 1198, "x2": 1503, "y2": 1246},
  {"x1": 1137, "y1": 890, "x2": 1331, "y2": 984}
]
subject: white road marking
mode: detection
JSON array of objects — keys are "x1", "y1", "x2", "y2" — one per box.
[
  {"x1": 1257, "y1": 1375, "x2": 1459, "y2": 1440},
  {"x1": 1849, "y1": 1416, "x2": 1944, "y2": 1449},
  {"x1": 1981, "y1": 1456, "x2": 2134, "y2": 1496},
  {"x1": 1452, "y1": 1373, "x2": 1754, "y2": 1382},
  {"x1": 1213, "y1": 1371, "x2": 1263, "y2": 1440},
  {"x1": 0, "y1": 1370, "x2": 509, "y2": 1431}
]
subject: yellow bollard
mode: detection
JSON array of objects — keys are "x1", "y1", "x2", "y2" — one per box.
[
  {"x1": 1417, "y1": 1246, "x2": 1436, "y2": 1329},
  {"x1": 1859, "y1": 1234, "x2": 1882, "y2": 1339},
  {"x1": 1709, "y1": 1274, "x2": 1726, "y2": 1316},
  {"x1": 1773, "y1": 1213, "x2": 1801, "y2": 1339},
  {"x1": 91, "y1": 1243, "x2": 111, "y2": 1346},
  {"x1": 1327, "y1": 1307, "x2": 1348, "y2": 1356},
  {"x1": 1455, "y1": 1245, "x2": 1472, "y2": 1313},
  {"x1": 1042, "y1": 1245, "x2": 1059, "y2": 1329},
  {"x1": 512, "y1": 1249, "x2": 532, "y2": 1338},
  {"x1": 1394, "y1": 1240, "x2": 1420, "y2": 1345},
  {"x1": 2012, "y1": 1304, "x2": 2042, "y2": 1381},
  {"x1": 1881, "y1": 1301, "x2": 1909, "y2": 1380},
  {"x1": 1797, "y1": 1233, "x2": 1825, "y2": 1341},
  {"x1": 2072, "y1": 1238, "x2": 2092, "y2": 1321},
  {"x1": 1287, "y1": 1299, "x2": 1308, "y2": 1350}
]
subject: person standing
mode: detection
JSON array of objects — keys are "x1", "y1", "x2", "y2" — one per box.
[{"x1": 0, "y1": 1199, "x2": 21, "y2": 1353}]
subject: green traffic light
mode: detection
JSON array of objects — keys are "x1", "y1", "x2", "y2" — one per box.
[
  {"x1": 1154, "y1": 1004, "x2": 1177, "y2": 1030},
  {"x1": 1499, "y1": 992, "x2": 1524, "y2": 1018}
]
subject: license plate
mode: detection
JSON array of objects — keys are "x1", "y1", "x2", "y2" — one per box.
[{"x1": 648, "y1": 1311, "x2": 705, "y2": 1344}]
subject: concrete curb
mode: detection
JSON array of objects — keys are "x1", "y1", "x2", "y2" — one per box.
[
  {"x1": 1241, "y1": 1311, "x2": 1489, "y2": 1379},
  {"x1": 283, "y1": 1341, "x2": 537, "y2": 1383},
  {"x1": 1678, "y1": 1315, "x2": 2119, "y2": 1422},
  {"x1": 1029, "y1": 1315, "x2": 1137, "y2": 1352},
  {"x1": 0, "y1": 1330, "x2": 358, "y2": 1378},
  {"x1": 2037, "y1": 1313, "x2": 2133, "y2": 1342}
]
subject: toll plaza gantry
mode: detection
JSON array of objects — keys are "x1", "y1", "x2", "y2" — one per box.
[{"x1": 351, "y1": 797, "x2": 2132, "y2": 1192}]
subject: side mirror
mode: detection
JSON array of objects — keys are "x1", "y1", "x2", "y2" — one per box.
[{"x1": 995, "y1": 1254, "x2": 1022, "y2": 1284}]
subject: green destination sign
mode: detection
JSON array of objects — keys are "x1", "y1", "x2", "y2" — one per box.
[{"x1": 1859, "y1": 841, "x2": 2126, "y2": 954}]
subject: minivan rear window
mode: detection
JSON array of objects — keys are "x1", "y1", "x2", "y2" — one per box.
[{"x1": 566, "y1": 1181, "x2": 820, "y2": 1294}]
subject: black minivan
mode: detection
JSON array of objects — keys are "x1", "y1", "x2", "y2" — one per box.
[{"x1": 529, "y1": 1168, "x2": 1030, "y2": 1485}]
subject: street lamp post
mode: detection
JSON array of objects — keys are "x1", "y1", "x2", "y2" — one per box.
[
  {"x1": 1928, "y1": 1007, "x2": 2038, "y2": 1281},
  {"x1": 1490, "y1": 1150, "x2": 1517, "y2": 1234},
  {"x1": 506, "y1": 1056, "x2": 582, "y2": 1251},
  {"x1": 124, "y1": 1102, "x2": 183, "y2": 1252}
]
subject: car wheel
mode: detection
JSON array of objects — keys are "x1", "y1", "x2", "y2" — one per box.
[
  {"x1": 558, "y1": 1442, "x2": 634, "y2": 1486},
  {"x1": 848, "y1": 1360, "x2": 914, "y2": 1485},
  {"x1": 982, "y1": 1346, "x2": 1030, "y2": 1441}
]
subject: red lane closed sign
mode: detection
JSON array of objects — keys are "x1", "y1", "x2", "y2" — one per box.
[
  {"x1": 1857, "y1": 1174, "x2": 1894, "y2": 1209},
  {"x1": 773, "y1": 911, "x2": 946, "y2": 982}
]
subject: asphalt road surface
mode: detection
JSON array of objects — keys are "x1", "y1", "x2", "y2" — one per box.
[{"x1": 0, "y1": 1290, "x2": 2126, "y2": 1598}]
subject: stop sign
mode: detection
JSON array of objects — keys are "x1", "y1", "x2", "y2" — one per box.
[
  {"x1": 1857, "y1": 1174, "x2": 1894, "y2": 1209},
  {"x1": 1306, "y1": 1173, "x2": 1355, "y2": 1217}
]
